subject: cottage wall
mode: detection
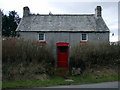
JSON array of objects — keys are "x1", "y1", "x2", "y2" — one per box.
[
  {"x1": 19, "y1": 31, "x2": 109, "y2": 59},
  {"x1": 88, "y1": 33, "x2": 109, "y2": 42},
  {"x1": 19, "y1": 32, "x2": 109, "y2": 44}
]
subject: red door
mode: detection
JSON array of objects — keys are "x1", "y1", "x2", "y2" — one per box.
[{"x1": 57, "y1": 46, "x2": 68, "y2": 68}]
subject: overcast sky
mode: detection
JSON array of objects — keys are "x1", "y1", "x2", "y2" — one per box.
[{"x1": 0, "y1": 0, "x2": 119, "y2": 42}]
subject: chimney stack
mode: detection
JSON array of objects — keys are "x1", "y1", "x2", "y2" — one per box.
[
  {"x1": 95, "y1": 6, "x2": 102, "y2": 17},
  {"x1": 23, "y1": 6, "x2": 30, "y2": 17}
]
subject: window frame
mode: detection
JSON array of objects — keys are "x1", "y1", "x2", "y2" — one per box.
[
  {"x1": 38, "y1": 33, "x2": 45, "y2": 41},
  {"x1": 81, "y1": 33, "x2": 88, "y2": 41}
]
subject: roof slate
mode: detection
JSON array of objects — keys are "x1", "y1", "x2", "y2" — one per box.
[{"x1": 16, "y1": 14, "x2": 109, "y2": 32}]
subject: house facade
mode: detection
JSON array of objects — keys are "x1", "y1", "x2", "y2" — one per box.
[{"x1": 16, "y1": 6, "x2": 109, "y2": 68}]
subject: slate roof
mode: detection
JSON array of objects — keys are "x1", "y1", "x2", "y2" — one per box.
[{"x1": 16, "y1": 14, "x2": 109, "y2": 32}]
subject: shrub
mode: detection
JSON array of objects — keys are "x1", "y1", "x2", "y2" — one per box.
[
  {"x1": 2, "y1": 37, "x2": 55, "y2": 81},
  {"x1": 70, "y1": 42, "x2": 120, "y2": 73}
]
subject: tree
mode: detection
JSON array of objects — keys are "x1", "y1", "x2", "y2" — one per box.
[{"x1": 2, "y1": 11, "x2": 21, "y2": 37}]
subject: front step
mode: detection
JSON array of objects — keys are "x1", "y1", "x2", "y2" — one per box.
[{"x1": 54, "y1": 68, "x2": 70, "y2": 77}]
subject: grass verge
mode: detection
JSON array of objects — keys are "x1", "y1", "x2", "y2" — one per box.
[{"x1": 2, "y1": 74, "x2": 118, "y2": 88}]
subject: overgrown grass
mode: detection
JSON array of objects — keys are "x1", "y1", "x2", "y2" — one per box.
[
  {"x1": 2, "y1": 38, "x2": 119, "y2": 88},
  {"x1": 69, "y1": 42, "x2": 120, "y2": 72},
  {"x1": 3, "y1": 73, "x2": 118, "y2": 88},
  {"x1": 3, "y1": 65, "x2": 118, "y2": 88},
  {"x1": 2, "y1": 37, "x2": 55, "y2": 81}
]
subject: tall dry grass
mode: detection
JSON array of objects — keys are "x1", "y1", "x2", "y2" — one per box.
[
  {"x1": 2, "y1": 37, "x2": 55, "y2": 81},
  {"x1": 70, "y1": 42, "x2": 120, "y2": 72}
]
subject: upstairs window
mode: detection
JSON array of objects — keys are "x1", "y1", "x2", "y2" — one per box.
[
  {"x1": 38, "y1": 33, "x2": 45, "y2": 41},
  {"x1": 81, "y1": 33, "x2": 88, "y2": 41}
]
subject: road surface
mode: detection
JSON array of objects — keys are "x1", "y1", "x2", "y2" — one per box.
[
  {"x1": 45, "y1": 81, "x2": 119, "y2": 88},
  {"x1": 5, "y1": 81, "x2": 119, "y2": 90}
]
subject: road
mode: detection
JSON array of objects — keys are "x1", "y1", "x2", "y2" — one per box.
[
  {"x1": 4, "y1": 81, "x2": 119, "y2": 90},
  {"x1": 45, "y1": 81, "x2": 119, "y2": 88}
]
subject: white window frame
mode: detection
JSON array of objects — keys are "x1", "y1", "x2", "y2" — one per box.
[
  {"x1": 38, "y1": 33, "x2": 45, "y2": 41},
  {"x1": 81, "y1": 33, "x2": 88, "y2": 41}
]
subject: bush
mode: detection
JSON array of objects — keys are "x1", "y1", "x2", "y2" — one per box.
[
  {"x1": 70, "y1": 42, "x2": 120, "y2": 73},
  {"x1": 2, "y1": 37, "x2": 55, "y2": 81}
]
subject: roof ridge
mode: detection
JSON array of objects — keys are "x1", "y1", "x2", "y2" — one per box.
[{"x1": 30, "y1": 14, "x2": 94, "y2": 16}]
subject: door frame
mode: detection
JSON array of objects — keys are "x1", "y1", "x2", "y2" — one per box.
[{"x1": 56, "y1": 43, "x2": 69, "y2": 68}]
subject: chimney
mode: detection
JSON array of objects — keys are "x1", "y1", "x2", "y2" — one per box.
[
  {"x1": 95, "y1": 6, "x2": 102, "y2": 17},
  {"x1": 23, "y1": 6, "x2": 30, "y2": 17}
]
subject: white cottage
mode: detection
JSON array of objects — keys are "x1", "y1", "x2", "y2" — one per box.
[{"x1": 16, "y1": 6, "x2": 109, "y2": 68}]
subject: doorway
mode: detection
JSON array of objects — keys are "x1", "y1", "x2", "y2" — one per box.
[{"x1": 56, "y1": 43, "x2": 69, "y2": 68}]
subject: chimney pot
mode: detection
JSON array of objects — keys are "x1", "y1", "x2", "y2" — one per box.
[
  {"x1": 95, "y1": 6, "x2": 102, "y2": 17},
  {"x1": 23, "y1": 6, "x2": 30, "y2": 17}
]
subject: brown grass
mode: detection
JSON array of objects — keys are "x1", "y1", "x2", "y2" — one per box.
[
  {"x1": 69, "y1": 42, "x2": 120, "y2": 72},
  {"x1": 2, "y1": 37, "x2": 55, "y2": 81}
]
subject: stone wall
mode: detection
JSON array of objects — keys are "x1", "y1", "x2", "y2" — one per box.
[{"x1": 18, "y1": 31, "x2": 109, "y2": 65}]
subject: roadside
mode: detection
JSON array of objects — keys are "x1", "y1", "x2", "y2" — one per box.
[
  {"x1": 2, "y1": 74, "x2": 118, "y2": 89},
  {"x1": 3, "y1": 81, "x2": 119, "y2": 90},
  {"x1": 45, "y1": 81, "x2": 119, "y2": 88},
  {"x1": 3, "y1": 66, "x2": 118, "y2": 89}
]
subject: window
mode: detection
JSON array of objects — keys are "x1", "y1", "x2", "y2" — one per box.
[
  {"x1": 59, "y1": 47, "x2": 68, "y2": 53},
  {"x1": 81, "y1": 33, "x2": 88, "y2": 41},
  {"x1": 38, "y1": 33, "x2": 45, "y2": 41}
]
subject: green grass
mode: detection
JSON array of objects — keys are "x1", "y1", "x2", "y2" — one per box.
[
  {"x1": 2, "y1": 74, "x2": 118, "y2": 88},
  {"x1": 70, "y1": 74, "x2": 118, "y2": 83},
  {"x1": 2, "y1": 76, "x2": 75, "y2": 88}
]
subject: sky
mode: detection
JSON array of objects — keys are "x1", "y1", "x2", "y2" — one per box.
[{"x1": 0, "y1": 0, "x2": 119, "y2": 42}]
